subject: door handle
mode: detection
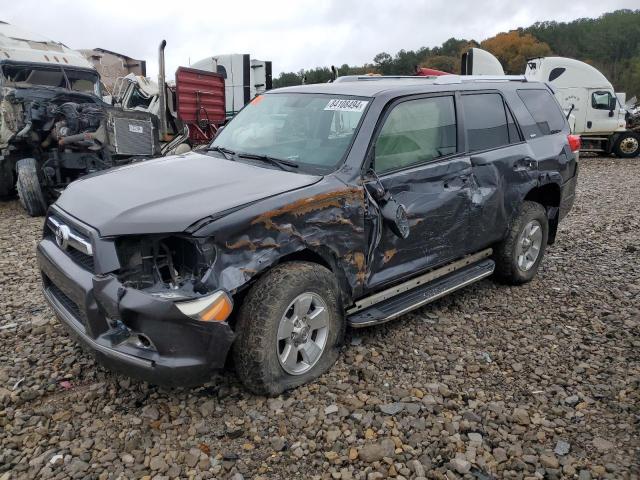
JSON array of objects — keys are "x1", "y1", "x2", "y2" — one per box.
[{"x1": 514, "y1": 157, "x2": 537, "y2": 171}]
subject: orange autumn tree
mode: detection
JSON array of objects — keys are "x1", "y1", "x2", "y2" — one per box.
[{"x1": 481, "y1": 31, "x2": 552, "y2": 74}]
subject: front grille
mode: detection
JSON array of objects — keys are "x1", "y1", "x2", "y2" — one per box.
[
  {"x1": 45, "y1": 214, "x2": 95, "y2": 272},
  {"x1": 66, "y1": 248, "x2": 95, "y2": 271},
  {"x1": 47, "y1": 281, "x2": 87, "y2": 326}
]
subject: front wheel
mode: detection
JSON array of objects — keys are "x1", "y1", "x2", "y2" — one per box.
[
  {"x1": 233, "y1": 262, "x2": 344, "y2": 396},
  {"x1": 16, "y1": 158, "x2": 47, "y2": 217},
  {"x1": 614, "y1": 132, "x2": 640, "y2": 158},
  {"x1": 494, "y1": 201, "x2": 549, "y2": 285}
]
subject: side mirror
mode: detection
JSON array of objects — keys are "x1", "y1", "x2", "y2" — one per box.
[
  {"x1": 365, "y1": 170, "x2": 410, "y2": 240},
  {"x1": 214, "y1": 125, "x2": 225, "y2": 138},
  {"x1": 381, "y1": 198, "x2": 410, "y2": 239},
  {"x1": 608, "y1": 110, "x2": 614, "y2": 117}
]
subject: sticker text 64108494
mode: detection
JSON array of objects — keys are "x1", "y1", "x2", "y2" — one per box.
[{"x1": 324, "y1": 99, "x2": 369, "y2": 113}]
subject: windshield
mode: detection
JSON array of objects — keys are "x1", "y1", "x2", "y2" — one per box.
[
  {"x1": 1, "y1": 64, "x2": 101, "y2": 97},
  {"x1": 210, "y1": 93, "x2": 370, "y2": 173}
]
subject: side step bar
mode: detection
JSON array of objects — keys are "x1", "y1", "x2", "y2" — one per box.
[{"x1": 347, "y1": 255, "x2": 495, "y2": 328}]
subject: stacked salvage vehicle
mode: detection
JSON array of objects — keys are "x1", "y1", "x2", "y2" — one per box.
[{"x1": 0, "y1": 22, "x2": 161, "y2": 216}]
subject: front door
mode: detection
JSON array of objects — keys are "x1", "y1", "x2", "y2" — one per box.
[
  {"x1": 365, "y1": 94, "x2": 473, "y2": 290},
  {"x1": 587, "y1": 89, "x2": 621, "y2": 133}
]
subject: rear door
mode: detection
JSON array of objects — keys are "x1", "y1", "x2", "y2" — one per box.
[
  {"x1": 365, "y1": 94, "x2": 473, "y2": 289},
  {"x1": 460, "y1": 90, "x2": 534, "y2": 252}
]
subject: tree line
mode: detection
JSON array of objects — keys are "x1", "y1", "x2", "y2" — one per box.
[{"x1": 273, "y1": 9, "x2": 640, "y2": 98}]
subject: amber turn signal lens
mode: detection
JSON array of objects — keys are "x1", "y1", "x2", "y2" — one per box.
[
  {"x1": 199, "y1": 295, "x2": 232, "y2": 322},
  {"x1": 175, "y1": 291, "x2": 233, "y2": 322}
]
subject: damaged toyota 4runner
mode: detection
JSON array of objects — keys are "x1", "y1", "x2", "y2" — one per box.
[{"x1": 38, "y1": 75, "x2": 579, "y2": 395}]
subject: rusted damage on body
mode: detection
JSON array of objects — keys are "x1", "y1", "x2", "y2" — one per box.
[{"x1": 195, "y1": 182, "x2": 369, "y2": 305}]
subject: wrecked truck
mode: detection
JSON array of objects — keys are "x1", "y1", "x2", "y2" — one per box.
[
  {"x1": 0, "y1": 22, "x2": 160, "y2": 216},
  {"x1": 37, "y1": 75, "x2": 579, "y2": 395}
]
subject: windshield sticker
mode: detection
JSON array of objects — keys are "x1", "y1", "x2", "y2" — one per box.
[{"x1": 324, "y1": 99, "x2": 368, "y2": 112}]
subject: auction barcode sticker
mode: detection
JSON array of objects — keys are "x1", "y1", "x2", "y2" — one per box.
[{"x1": 324, "y1": 99, "x2": 368, "y2": 112}]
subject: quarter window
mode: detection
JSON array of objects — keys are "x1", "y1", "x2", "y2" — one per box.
[
  {"x1": 374, "y1": 96, "x2": 456, "y2": 174},
  {"x1": 517, "y1": 89, "x2": 566, "y2": 135},
  {"x1": 461, "y1": 93, "x2": 510, "y2": 151}
]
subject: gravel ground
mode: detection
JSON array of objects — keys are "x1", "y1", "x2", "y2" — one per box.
[{"x1": 0, "y1": 157, "x2": 638, "y2": 480}]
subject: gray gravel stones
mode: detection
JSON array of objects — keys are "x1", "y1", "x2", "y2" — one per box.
[
  {"x1": 0, "y1": 157, "x2": 639, "y2": 479},
  {"x1": 358, "y1": 439, "x2": 395, "y2": 462}
]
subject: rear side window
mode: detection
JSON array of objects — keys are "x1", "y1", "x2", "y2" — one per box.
[
  {"x1": 374, "y1": 96, "x2": 457, "y2": 174},
  {"x1": 461, "y1": 93, "x2": 511, "y2": 152},
  {"x1": 517, "y1": 89, "x2": 566, "y2": 135}
]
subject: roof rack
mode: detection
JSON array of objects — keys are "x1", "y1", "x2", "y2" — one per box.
[{"x1": 333, "y1": 74, "x2": 527, "y2": 84}]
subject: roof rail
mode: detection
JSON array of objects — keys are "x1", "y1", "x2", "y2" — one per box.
[{"x1": 333, "y1": 74, "x2": 527, "y2": 84}]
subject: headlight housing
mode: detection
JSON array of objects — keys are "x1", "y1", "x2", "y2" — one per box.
[
  {"x1": 115, "y1": 235, "x2": 217, "y2": 297},
  {"x1": 175, "y1": 290, "x2": 233, "y2": 322}
]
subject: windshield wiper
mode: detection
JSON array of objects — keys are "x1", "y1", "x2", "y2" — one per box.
[
  {"x1": 206, "y1": 145, "x2": 236, "y2": 160},
  {"x1": 237, "y1": 152, "x2": 299, "y2": 170}
]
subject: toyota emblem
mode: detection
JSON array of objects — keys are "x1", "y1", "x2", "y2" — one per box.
[{"x1": 55, "y1": 224, "x2": 71, "y2": 250}]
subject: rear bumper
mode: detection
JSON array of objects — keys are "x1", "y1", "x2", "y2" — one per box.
[{"x1": 37, "y1": 239, "x2": 235, "y2": 387}]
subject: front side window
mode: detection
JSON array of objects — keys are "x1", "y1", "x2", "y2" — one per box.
[
  {"x1": 374, "y1": 96, "x2": 456, "y2": 174},
  {"x1": 462, "y1": 93, "x2": 510, "y2": 152},
  {"x1": 591, "y1": 91, "x2": 614, "y2": 110},
  {"x1": 211, "y1": 93, "x2": 369, "y2": 173}
]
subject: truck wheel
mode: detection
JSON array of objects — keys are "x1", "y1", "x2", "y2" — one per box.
[
  {"x1": 16, "y1": 158, "x2": 47, "y2": 217},
  {"x1": 493, "y1": 201, "x2": 549, "y2": 285},
  {"x1": 614, "y1": 132, "x2": 640, "y2": 158},
  {"x1": 233, "y1": 261, "x2": 344, "y2": 396}
]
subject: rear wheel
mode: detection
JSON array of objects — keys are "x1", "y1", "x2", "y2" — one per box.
[
  {"x1": 233, "y1": 261, "x2": 343, "y2": 396},
  {"x1": 16, "y1": 158, "x2": 47, "y2": 217},
  {"x1": 614, "y1": 132, "x2": 640, "y2": 158},
  {"x1": 494, "y1": 201, "x2": 549, "y2": 285}
]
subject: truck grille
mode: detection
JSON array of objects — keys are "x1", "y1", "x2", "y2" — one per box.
[{"x1": 112, "y1": 117, "x2": 155, "y2": 156}]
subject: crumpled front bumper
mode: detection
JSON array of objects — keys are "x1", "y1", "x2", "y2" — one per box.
[{"x1": 37, "y1": 238, "x2": 235, "y2": 387}]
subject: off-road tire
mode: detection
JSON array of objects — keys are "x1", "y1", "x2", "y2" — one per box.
[
  {"x1": 233, "y1": 261, "x2": 344, "y2": 396},
  {"x1": 16, "y1": 158, "x2": 47, "y2": 217},
  {"x1": 493, "y1": 201, "x2": 549, "y2": 285},
  {"x1": 613, "y1": 132, "x2": 640, "y2": 158}
]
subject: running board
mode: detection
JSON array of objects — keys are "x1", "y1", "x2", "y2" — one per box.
[{"x1": 347, "y1": 258, "x2": 495, "y2": 328}]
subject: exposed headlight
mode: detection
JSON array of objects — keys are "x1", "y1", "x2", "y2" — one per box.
[
  {"x1": 175, "y1": 290, "x2": 233, "y2": 322},
  {"x1": 115, "y1": 235, "x2": 216, "y2": 294}
]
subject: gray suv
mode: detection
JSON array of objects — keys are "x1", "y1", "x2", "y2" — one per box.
[{"x1": 37, "y1": 75, "x2": 579, "y2": 395}]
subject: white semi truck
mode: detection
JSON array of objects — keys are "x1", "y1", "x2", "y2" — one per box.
[
  {"x1": 191, "y1": 54, "x2": 273, "y2": 120},
  {"x1": 462, "y1": 48, "x2": 640, "y2": 157}
]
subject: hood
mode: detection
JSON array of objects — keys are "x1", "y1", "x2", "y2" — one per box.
[{"x1": 56, "y1": 151, "x2": 322, "y2": 236}]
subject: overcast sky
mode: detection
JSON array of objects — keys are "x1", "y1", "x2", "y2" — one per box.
[{"x1": 2, "y1": 0, "x2": 638, "y2": 78}]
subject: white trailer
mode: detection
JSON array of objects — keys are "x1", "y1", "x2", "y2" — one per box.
[
  {"x1": 462, "y1": 48, "x2": 639, "y2": 157},
  {"x1": 191, "y1": 54, "x2": 272, "y2": 120}
]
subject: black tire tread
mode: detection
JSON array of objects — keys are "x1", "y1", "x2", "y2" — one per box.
[
  {"x1": 16, "y1": 158, "x2": 47, "y2": 217},
  {"x1": 613, "y1": 132, "x2": 640, "y2": 158},
  {"x1": 233, "y1": 261, "x2": 343, "y2": 396},
  {"x1": 494, "y1": 201, "x2": 548, "y2": 285}
]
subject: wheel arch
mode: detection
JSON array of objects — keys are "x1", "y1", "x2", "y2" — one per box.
[
  {"x1": 523, "y1": 182, "x2": 561, "y2": 244},
  {"x1": 275, "y1": 247, "x2": 353, "y2": 307}
]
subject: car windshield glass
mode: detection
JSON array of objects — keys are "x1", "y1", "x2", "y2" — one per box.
[
  {"x1": 210, "y1": 93, "x2": 370, "y2": 173},
  {"x1": 1, "y1": 64, "x2": 100, "y2": 96}
]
